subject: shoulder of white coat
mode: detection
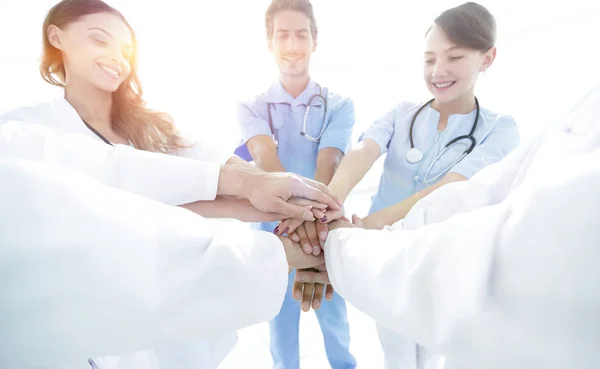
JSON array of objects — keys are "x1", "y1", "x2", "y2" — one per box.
[{"x1": 0, "y1": 100, "x2": 58, "y2": 125}]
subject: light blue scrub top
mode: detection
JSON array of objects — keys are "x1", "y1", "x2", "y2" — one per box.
[
  {"x1": 362, "y1": 101, "x2": 520, "y2": 214},
  {"x1": 237, "y1": 79, "x2": 355, "y2": 180}
]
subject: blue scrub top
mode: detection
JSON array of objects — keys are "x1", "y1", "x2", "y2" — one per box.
[
  {"x1": 237, "y1": 79, "x2": 356, "y2": 231},
  {"x1": 362, "y1": 101, "x2": 520, "y2": 214},
  {"x1": 237, "y1": 79, "x2": 355, "y2": 179}
]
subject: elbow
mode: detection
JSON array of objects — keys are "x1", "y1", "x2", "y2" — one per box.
[{"x1": 317, "y1": 149, "x2": 344, "y2": 172}]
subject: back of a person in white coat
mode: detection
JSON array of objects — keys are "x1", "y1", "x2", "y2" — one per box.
[
  {"x1": 300, "y1": 85, "x2": 600, "y2": 369},
  {"x1": 0, "y1": 148, "x2": 329, "y2": 369},
  {"x1": 0, "y1": 0, "x2": 341, "y2": 368}
]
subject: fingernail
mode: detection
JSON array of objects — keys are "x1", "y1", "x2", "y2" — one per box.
[
  {"x1": 319, "y1": 232, "x2": 327, "y2": 240},
  {"x1": 273, "y1": 226, "x2": 280, "y2": 234},
  {"x1": 294, "y1": 291, "x2": 302, "y2": 299},
  {"x1": 303, "y1": 244, "x2": 312, "y2": 254},
  {"x1": 326, "y1": 293, "x2": 333, "y2": 300},
  {"x1": 313, "y1": 300, "x2": 321, "y2": 309},
  {"x1": 312, "y1": 246, "x2": 320, "y2": 255},
  {"x1": 304, "y1": 212, "x2": 315, "y2": 221},
  {"x1": 320, "y1": 216, "x2": 327, "y2": 223},
  {"x1": 283, "y1": 227, "x2": 289, "y2": 234},
  {"x1": 302, "y1": 302, "x2": 310, "y2": 311}
]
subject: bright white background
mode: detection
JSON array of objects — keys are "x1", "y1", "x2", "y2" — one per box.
[{"x1": 1, "y1": 0, "x2": 599, "y2": 367}]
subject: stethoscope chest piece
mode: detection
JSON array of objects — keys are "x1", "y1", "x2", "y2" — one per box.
[{"x1": 405, "y1": 147, "x2": 424, "y2": 164}]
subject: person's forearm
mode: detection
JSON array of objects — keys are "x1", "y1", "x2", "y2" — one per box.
[
  {"x1": 181, "y1": 197, "x2": 283, "y2": 222},
  {"x1": 255, "y1": 155, "x2": 286, "y2": 173},
  {"x1": 363, "y1": 173, "x2": 467, "y2": 229},
  {"x1": 362, "y1": 192, "x2": 425, "y2": 229},
  {"x1": 227, "y1": 155, "x2": 262, "y2": 171},
  {"x1": 314, "y1": 148, "x2": 343, "y2": 185},
  {"x1": 328, "y1": 140, "x2": 380, "y2": 202}
]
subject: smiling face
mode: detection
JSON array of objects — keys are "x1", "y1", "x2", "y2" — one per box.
[
  {"x1": 269, "y1": 9, "x2": 316, "y2": 80},
  {"x1": 47, "y1": 11, "x2": 133, "y2": 92},
  {"x1": 423, "y1": 24, "x2": 495, "y2": 105}
]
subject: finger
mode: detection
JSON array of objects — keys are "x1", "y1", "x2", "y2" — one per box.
[
  {"x1": 286, "y1": 218, "x2": 305, "y2": 234},
  {"x1": 303, "y1": 221, "x2": 320, "y2": 256},
  {"x1": 292, "y1": 177, "x2": 342, "y2": 210},
  {"x1": 292, "y1": 280, "x2": 303, "y2": 300},
  {"x1": 289, "y1": 198, "x2": 328, "y2": 210},
  {"x1": 325, "y1": 284, "x2": 335, "y2": 301},
  {"x1": 296, "y1": 224, "x2": 313, "y2": 255},
  {"x1": 295, "y1": 270, "x2": 330, "y2": 284},
  {"x1": 320, "y1": 208, "x2": 343, "y2": 223},
  {"x1": 312, "y1": 283, "x2": 325, "y2": 310},
  {"x1": 289, "y1": 231, "x2": 300, "y2": 243},
  {"x1": 352, "y1": 214, "x2": 365, "y2": 228},
  {"x1": 271, "y1": 198, "x2": 315, "y2": 221},
  {"x1": 316, "y1": 221, "x2": 329, "y2": 245},
  {"x1": 282, "y1": 237, "x2": 324, "y2": 269},
  {"x1": 301, "y1": 282, "x2": 315, "y2": 312},
  {"x1": 274, "y1": 219, "x2": 291, "y2": 236},
  {"x1": 292, "y1": 251, "x2": 325, "y2": 269},
  {"x1": 311, "y1": 208, "x2": 326, "y2": 220}
]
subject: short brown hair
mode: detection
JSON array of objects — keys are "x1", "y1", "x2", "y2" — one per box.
[
  {"x1": 429, "y1": 2, "x2": 496, "y2": 51},
  {"x1": 265, "y1": 0, "x2": 318, "y2": 40}
]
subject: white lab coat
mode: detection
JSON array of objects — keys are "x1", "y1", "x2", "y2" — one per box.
[
  {"x1": 0, "y1": 100, "x2": 288, "y2": 369},
  {"x1": 0, "y1": 156, "x2": 287, "y2": 369},
  {"x1": 325, "y1": 84, "x2": 600, "y2": 369}
]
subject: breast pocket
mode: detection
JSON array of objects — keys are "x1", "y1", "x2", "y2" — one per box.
[
  {"x1": 268, "y1": 104, "x2": 287, "y2": 133},
  {"x1": 303, "y1": 104, "x2": 327, "y2": 138}
]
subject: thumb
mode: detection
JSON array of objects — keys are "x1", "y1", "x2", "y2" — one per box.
[{"x1": 351, "y1": 214, "x2": 364, "y2": 227}]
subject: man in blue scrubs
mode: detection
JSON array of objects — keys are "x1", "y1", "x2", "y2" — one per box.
[{"x1": 236, "y1": 1, "x2": 356, "y2": 368}]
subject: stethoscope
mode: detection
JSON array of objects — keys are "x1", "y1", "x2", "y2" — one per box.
[
  {"x1": 267, "y1": 84, "x2": 328, "y2": 145},
  {"x1": 82, "y1": 119, "x2": 134, "y2": 147},
  {"x1": 405, "y1": 97, "x2": 480, "y2": 185}
]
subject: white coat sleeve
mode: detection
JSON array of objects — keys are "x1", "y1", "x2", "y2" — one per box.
[
  {"x1": 0, "y1": 157, "x2": 288, "y2": 369},
  {"x1": 0, "y1": 121, "x2": 222, "y2": 205},
  {"x1": 325, "y1": 146, "x2": 600, "y2": 368},
  {"x1": 397, "y1": 136, "x2": 538, "y2": 231}
]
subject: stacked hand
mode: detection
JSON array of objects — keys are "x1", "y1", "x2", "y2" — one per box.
[
  {"x1": 243, "y1": 171, "x2": 342, "y2": 221},
  {"x1": 246, "y1": 168, "x2": 365, "y2": 311},
  {"x1": 278, "y1": 217, "x2": 360, "y2": 312}
]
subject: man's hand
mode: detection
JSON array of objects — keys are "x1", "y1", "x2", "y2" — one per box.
[
  {"x1": 244, "y1": 171, "x2": 342, "y2": 221},
  {"x1": 292, "y1": 264, "x2": 334, "y2": 311},
  {"x1": 279, "y1": 236, "x2": 324, "y2": 270},
  {"x1": 275, "y1": 219, "x2": 327, "y2": 255}
]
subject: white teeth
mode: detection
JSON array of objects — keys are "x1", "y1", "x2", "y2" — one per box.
[
  {"x1": 99, "y1": 65, "x2": 119, "y2": 78},
  {"x1": 434, "y1": 82, "x2": 454, "y2": 88}
]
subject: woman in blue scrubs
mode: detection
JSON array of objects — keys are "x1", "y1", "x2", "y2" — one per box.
[
  {"x1": 296, "y1": 2, "x2": 520, "y2": 368},
  {"x1": 235, "y1": 1, "x2": 356, "y2": 369}
]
